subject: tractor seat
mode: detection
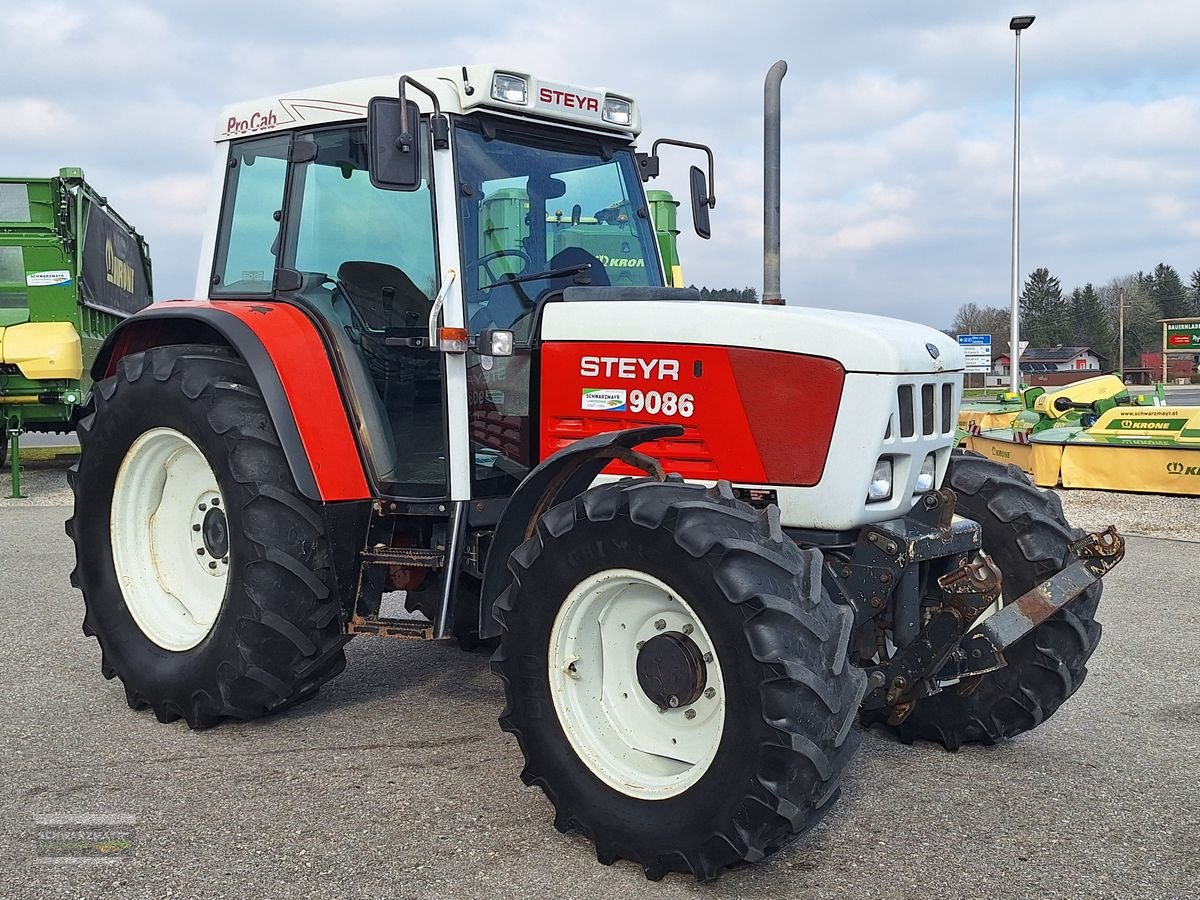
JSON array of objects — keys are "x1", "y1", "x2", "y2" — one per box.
[{"x1": 336, "y1": 261, "x2": 429, "y2": 329}]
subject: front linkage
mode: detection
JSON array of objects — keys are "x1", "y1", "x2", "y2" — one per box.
[{"x1": 819, "y1": 487, "x2": 1125, "y2": 726}]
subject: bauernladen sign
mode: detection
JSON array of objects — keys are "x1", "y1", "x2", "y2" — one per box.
[{"x1": 1165, "y1": 321, "x2": 1200, "y2": 351}]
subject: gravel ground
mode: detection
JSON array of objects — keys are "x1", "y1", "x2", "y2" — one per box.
[
  {"x1": 0, "y1": 450, "x2": 77, "y2": 508},
  {"x1": 0, "y1": 508, "x2": 1196, "y2": 899},
  {"x1": 1057, "y1": 489, "x2": 1199, "y2": 542}
]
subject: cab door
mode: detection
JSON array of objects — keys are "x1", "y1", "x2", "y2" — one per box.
[{"x1": 211, "y1": 125, "x2": 458, "y2": 500}]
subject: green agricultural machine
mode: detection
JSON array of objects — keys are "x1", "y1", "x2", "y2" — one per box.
[{"x1": 0, "y1": 168, "x2": 152, "y2": 492}]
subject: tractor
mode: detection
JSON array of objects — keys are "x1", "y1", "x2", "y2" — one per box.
[{"x1": 68, "y1": 64, "x2": 1124, "y2": 881}]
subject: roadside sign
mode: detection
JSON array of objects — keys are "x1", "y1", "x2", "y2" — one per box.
[
  {"x1": 958, "y1": 334, "x2": 992, "y2": 374},
  {"x1": 1165, "y1": 321, "x2": 1200, "y2": 351}
]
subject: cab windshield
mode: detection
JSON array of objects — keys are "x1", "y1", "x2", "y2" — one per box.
[{"x1": 454, "y1": 118, "x2": 663, "y2": 340}]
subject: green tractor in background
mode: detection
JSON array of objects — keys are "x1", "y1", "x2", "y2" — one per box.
[
  {"x1": 478, "y1": 185, "x2": 684, "y2": 288},
  {"x1": 0, "y1": 168, "x2": 152, "y2": 492}
]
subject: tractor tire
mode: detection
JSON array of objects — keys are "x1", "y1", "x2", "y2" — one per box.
[
  {"x1": 67, "y1": 344, "x2": 350, "y2": 728},
  {"x1": 0, "y1": 427, "x2": 7, "y2": 468},
  {"x1": 864, "y1": 451, "x2": 1102, "y2": 749},
  {"x1": 492, "y1": 477, "x2": 865, "y2": 882}
]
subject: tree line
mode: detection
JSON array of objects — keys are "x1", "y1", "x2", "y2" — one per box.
[
  {"x1": 947, "y1": 263, "x2": 1200, "y2": 366},
  {"x1": 691, "y1": 286, "x2": 759, "y2": 303}
]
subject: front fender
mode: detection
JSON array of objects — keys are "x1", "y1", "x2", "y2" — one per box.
[
  {"x1": 477, "y1": 424, "x2": 683, "y2": 640},
  {"x1": 92, "y1": 300, "x2": 369, "y2": 502}
]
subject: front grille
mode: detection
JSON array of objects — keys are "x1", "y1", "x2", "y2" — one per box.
[{"x1": 894, "y1": 378, "x2": 957, "y2": 440}]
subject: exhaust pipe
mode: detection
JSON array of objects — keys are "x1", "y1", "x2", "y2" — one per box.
[{"x1": 763, "y1": 59, "x2": 787, "y2": 306}]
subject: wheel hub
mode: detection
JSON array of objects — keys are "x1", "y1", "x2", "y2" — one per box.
[
  {"x1": 636, "y1": 631, "x2": 707, "y2": 709},
  {"x1": 201, "y1": 504, "x2": 229, "y2": 559}
]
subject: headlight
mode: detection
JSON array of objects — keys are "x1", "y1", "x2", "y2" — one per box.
[
  {"x1": 914, "y1": 453, "x2": 937, "y2": 493},
  {"x1": 602, "y1": 95, "x2": 633, "y2": 126},
  {"x1": 867, "y1": 457, "x2": 893, "y2": 502},
  {"x1": 491, "y1": 73, "x2": 528, "y2": 104}
]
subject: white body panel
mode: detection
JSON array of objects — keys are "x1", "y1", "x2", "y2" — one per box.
[
  {"x1": 541, "y1": 300, "x2": 964, "y2": 374},
  {"x1": 544, "y1": 301, "x2": 964, "y2": 531}
]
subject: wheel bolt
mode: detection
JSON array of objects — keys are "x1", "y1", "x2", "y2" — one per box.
[
  {"x1": 196, "y1": 548, "x2": 205, "y2": 556},
  {"x1": 703, "y1": 652, "x2": 713, "y2": 663},
  {"x1": 192, "y1": 524, "x2": 201, "y2": 532},
  {"x1": 199, "y1": 503, "x2": 207, "y2": 511},
  {"x1": 681, "y1": 623, "x2": 694, "y2": 635},
  {"x1": 668, "y1": 695, "x2": 680, "y2": 708},
  {"x1": 685, "y1": 709, "x2": 696, "y2": 720},
  {"x1": 704, "y1": 687, "x2": 716, "y2": 699},
  {"x1": 636, "y1": 640, "x2": 645, "y2": 649},
  {"x1": 211, "y1": 497, "x2": 220, "y2": 507},
  {"x1": 222, "y1": 557, "x2": 229, "y2": 565},
  {"x1": 654, "y1": 619, "x2": 666, "y2": 631},
  {"x1": 208, "y1": 562, "x2": 217, "y2": 570}
]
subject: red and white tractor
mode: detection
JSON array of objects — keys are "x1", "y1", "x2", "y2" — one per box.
[{"x1": 68, "y1": 64, "x2": 1123, "y2": 881}]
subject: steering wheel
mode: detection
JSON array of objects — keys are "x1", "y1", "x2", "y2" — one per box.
[{"x1": 470, "y1": 248, "x2": 531, "y2": 287}]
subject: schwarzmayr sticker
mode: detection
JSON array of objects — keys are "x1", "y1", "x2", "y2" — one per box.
[
  {"x1": 582, "y1": 388, "x2": 627, "y2": 412},
  {"x1": 27, "y1": 270, "x2": 72, "y2": 287}
]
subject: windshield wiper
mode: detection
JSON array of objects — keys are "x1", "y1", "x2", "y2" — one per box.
[{"x1": 478, "y1": 263, "x2": 592, "y2": 290}]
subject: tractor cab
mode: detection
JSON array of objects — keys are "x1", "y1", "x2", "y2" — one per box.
[{"x1": 199, "y1": 67, "x2": 683, "y2": 502}]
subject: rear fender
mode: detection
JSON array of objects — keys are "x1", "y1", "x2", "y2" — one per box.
[
  {"x1": 477, "y1": 424, "x2": 682, "y2": 640},
  {"x1": 92, "y1": 300, "x2": 370, "y2": 502}
]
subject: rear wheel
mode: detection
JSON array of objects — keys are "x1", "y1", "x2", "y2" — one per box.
[
  {"x1": 67, "y1": 344, "x2": 350, "y2": 727},
  {"x1": 864, "y1": 452, "x2": 1103, "y2": 749},
  {"x1": 493, "y1": 478, "x2": 865, "y2": 881}
]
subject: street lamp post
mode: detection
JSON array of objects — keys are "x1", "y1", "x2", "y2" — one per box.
[{"x1": 1009, "y1": 14, "x2": 1035, "y2": 394}]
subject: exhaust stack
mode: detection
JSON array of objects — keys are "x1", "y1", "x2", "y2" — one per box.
[{"x1": 763, "y1": 59, "x2": 787, "y2": 306}]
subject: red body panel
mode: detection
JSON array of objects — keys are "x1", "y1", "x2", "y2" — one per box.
[
  {"x1": 124, "y1": 300, "x2": 370, "y2": 501},
  {"x1": 540, "y1": 342, "x2": 844, "y2": 486}
]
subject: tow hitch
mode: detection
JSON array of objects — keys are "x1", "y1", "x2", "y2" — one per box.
[
  {"x1": 862, "y1": 526, "x2": 1125, "y2": 723},
  {"x1": 944, "y1": 526, "x2": 1125, "y2": 680}
]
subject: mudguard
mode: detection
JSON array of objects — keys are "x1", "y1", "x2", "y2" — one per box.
[
  {"x1": 477, "y1": 424, "x2": 683, "y2": 640},
  {"x1": 92, "y1": 299, "x2": 370, "y2": 502}
]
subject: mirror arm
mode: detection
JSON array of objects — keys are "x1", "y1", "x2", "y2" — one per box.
[
  {"x1": 647, "y1": 138, "x2": 717, "y2": 208},
  {"x1": 398, "y1": 76, "x2": 450, "y2": 150}
]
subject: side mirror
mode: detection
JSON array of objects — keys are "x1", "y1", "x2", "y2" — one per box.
[
  {"x1": 368, "y1": 97, "x2": 422, "y2": 191},
  {"x1": 690, "y1": 165, "x2": 711, "y2": 240}
]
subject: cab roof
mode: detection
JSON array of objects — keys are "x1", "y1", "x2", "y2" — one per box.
[{"x1": 214, "y1": 65, "x2": 641, "y2": 142}]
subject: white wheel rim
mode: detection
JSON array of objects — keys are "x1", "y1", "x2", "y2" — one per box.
[
  {"x1": 110, "y1": 427, "x2": 230, "y2": 651},
  {"x1": 548, "y1": 568, "x2": 726, "y2": 800}
]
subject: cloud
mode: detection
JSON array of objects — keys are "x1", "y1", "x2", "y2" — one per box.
[{"x1": 3, "y1": 0, "x2": 1198, "y2": 327}]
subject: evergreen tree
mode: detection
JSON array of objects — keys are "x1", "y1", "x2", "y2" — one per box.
[
  {"x1": 1190, "y1": 268, "x2": 1200, "y2": 316},
  {"x1": 1020, "y1": 268, "x2": 1069, "y2": 347},
  {"x1": 1074, "y1": 283, "x2": 1113, "y2": 361},
  {"x1": 1148, "y1": 263, "x2": 1189, "y2": 320}
]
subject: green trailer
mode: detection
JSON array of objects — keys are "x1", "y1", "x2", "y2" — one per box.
[{"x1": 0, "y1": 168, "x2": 152, "y2": 491}]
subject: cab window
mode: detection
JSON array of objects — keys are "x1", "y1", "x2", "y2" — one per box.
[{"x1": 211, "y1": 134, "x2": 290, "y2": 295}]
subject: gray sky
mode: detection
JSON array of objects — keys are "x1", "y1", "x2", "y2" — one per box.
[{"x1": 4, "y1": 0, "x2": 1197, "y2": 327}]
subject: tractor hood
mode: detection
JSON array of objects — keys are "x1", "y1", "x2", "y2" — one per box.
[{"x1": 540, "y1": 299, "x2": 964, "y2": 375}]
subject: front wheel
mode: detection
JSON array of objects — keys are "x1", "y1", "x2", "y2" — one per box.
[
  {"x1": 68, "y1": 344, "x2": 350, "y2": 727},
  {"x1": 492, "y1": 478, "x2": 865, "y2": 881}
]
